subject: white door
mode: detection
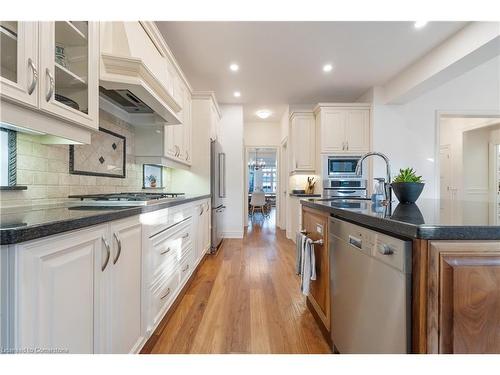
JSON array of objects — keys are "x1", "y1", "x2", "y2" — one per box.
[
  {"x1": 38, "y1": 22, "x2": 99, "y2": 130},
  {"x1": 0, "y1": 21, "x2": 39, "y2": 108},
  {"x1": 439, "y1": 145, "x2": 454, "y2": 200},
  {"x1": 14, "y1": 225, "x2": 108, "y2": 353},
  {"x1": 345, "y1": 110, "x2": 370, "y2": 153},
  {"x1": 108, "y1": 217, "x2": 143, "y2": 354},
  {"x1": 320, "y1": 109, "x2": 345, "y2": 153}
]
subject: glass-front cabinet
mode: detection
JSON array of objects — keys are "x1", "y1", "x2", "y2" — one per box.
[
  {"x1": 0, "y1": 21, "x2": 98, "y2": 132},
  {"x1": 39, "y1": 21, "x2": 99, "y2": 130},
  {"x1": 0, "y1": 21, "x2": 38, "y2": 107}
]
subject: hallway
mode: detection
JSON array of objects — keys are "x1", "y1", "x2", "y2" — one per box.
[{"x1": 146, "y1": 215, "x2": 331, "y2": 354}]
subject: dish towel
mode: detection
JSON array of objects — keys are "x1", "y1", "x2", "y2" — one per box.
[
  {"x1": 300, "y1": 237, "x2": 316, "y2": 295},
  {"x1": 296, "y1": 232, "x2": 305, "y2": 275}
]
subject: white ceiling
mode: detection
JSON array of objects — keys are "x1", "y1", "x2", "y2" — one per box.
[{"x1": 156, "y1": 21, "x2": 467, "y2": 121}]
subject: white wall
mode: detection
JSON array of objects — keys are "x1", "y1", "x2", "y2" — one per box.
[
  {"x1": 370, "y1": 55, "x2": 500, "y2": 199},
  {"x1": 244, "y1": 121, "x2": 281, "y2": 146},
  {"x1": 219, "y1": 105, "x2": 244, "y2": 238}
]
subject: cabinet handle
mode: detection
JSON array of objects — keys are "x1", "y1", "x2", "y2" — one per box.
[
  {"x1": 199, "y1": 206, "x2": 204, "y2": 216},
  {"x1": 45, "y1": 68, "x2": 54, "y2": 102},
  {"x1": 113, "y1": 232, "x2": 122, "y2": 264},
  {"x1": 27, "y1": 58, "x2": 38, "y2": 95},
  {"x1": 182, "y1": 233, "x2": 189, "y2": 239},
  {"x1": 185, "y1": 151, "x2": 189, "y2": 161},
  {"x1": 160, "y1": 247, "x2": 171, "y2": 255},
  {"x1": 160, "y1": 288, "x2": 171, "y2": 300},
  {"x1": 182, "y1": 264, "x2": 189, "y2": 272},
  {"x1": 346, "y1": 141, "x2": 349, "y2": 151},
  {"x1": 101, "y1": 237, "x2": 111, "y2": 272}
]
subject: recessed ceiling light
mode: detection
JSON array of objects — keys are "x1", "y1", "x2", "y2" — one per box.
[
  {"x1": 256, "y1": 109, "x2": 272, "y2": 119},
  {"x1": 229, "y1": 63, "x2": 239, "y2": 72},
  {"x1": 233, "y1": 91, "x2": 241, "y2": 98},
  {"x1": 323, "y1": 64, "x2": 333, "y2": 73},
  {"x1": 414, "y1": 21, "x2": 428, "y2": 29}
]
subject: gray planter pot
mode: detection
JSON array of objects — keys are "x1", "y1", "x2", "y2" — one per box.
[{"x1": 391, "y1": 182, "x2": 424, "y2": 204}]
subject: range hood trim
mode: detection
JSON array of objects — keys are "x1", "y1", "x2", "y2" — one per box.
[{"x1": 100, "y1": 52, "x2": 182, "y2": 124}]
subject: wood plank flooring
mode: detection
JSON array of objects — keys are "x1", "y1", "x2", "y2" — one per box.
[{"x1": 146, "y1": 212, "x2": 331, "y2": 354}]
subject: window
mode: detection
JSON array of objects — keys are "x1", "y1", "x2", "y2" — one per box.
[{"x1": 0, "y1": 127, "x2": 16, "y2": 186}]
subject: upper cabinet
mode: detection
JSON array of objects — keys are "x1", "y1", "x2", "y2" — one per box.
[
  {"x1": 0, "y1": 22, "x2": 38, "y2": 108},
  {"x1": 314, "y1": 104, "x2": 371, "y2": 154},
  {"x1": 39, "y1": 22, "x2": 99, "y2": 130},
  {"x1": 1, "y1": 21, "x2": 99, "y2": 143},
  {"x1": 290, "y1": 111, "x2": 316, "y2": 173}
]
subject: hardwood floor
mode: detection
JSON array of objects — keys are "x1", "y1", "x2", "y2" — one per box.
[{"x1": 147, "y1": 211, "x2": 332, "y2": 354}]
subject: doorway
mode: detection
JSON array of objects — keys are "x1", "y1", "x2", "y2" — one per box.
[
  {"x1": 438, "y1": 114, "x2": 500, "y2": 223},
  {"x1": 244, "y1": 147, "x2": 279, "y2": 228}
]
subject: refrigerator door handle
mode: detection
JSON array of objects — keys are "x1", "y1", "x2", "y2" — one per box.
[{"x1": 218, "y1": 152, "x2": 226, "y2": 198}]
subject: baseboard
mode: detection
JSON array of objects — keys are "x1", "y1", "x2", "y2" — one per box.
[{"x1": 223, "y1": 231, "x2": 244, "y2": 238}]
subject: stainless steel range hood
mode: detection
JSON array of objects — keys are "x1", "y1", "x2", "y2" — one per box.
[{"x1": 99, "y1": 22, "x2": 181, "y2": 125}]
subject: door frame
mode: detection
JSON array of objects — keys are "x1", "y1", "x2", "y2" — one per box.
[
  {"x1": 435, "y1": 111, "x2": 500, "y2": 200},
  {"x1": 243, "y1": 145, "x2": 280, "y2": 227}
]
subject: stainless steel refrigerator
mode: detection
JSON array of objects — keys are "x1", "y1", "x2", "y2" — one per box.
[{"x1": 210, "y1": 140, "x2": 226, "y2": 253}]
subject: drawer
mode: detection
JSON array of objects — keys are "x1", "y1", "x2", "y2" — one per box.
[
  {"x1": 151, "y1": 240, "x2": 192, "y2": 286},
  {"x1": 150, "y1": 218, "x2": 193, "y2": 272},
  {"x1": 179, "y1": 250, "x2": 194, "y2": 283},
  {"x1": 146, "y1": 203, "x2": 194, "y2": 237},
  {"x1": 150, "y1": 272, "x2": 180, "y2": 327}
]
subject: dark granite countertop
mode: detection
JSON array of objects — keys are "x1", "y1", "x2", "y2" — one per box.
[
  {"x1": 289, "y1": 193, "x2": 322, "y2": 197},
  {"x1": 1, "y1": 194, "x2": 211, "y2": 245},
  {"x1": 301, "y1": 198, "x2": 500, "y2": 240}
]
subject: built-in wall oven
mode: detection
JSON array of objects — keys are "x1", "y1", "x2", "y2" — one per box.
[
  {"x1": 323, "y1": 178, "x2": 367, "y2": 198},
  {"x1": 322, "y1": 155, "x2": 367, "y2": 198}
]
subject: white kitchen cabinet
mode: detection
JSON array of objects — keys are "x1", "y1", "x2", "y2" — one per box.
[
  {"x1": 290, "y1": 112, "x2": 316, "y2": 173},
  {"x1": 0, "y1": 21, "x2": 99, "y2": 143},
  {"x1": 314, "y1": 104, "x2": 370, "y2": 154},
  {"x1": 8, "y1": 216, "x2": 143, "y2": 354},
  {"x1": 194, "y1": 199, "x2": 211, "y2": 263},
  {"x1": 106, "y1": 217, "x2": 143, "y2": 354},
  {"x1": 0, "y1": 22, "x2": 39, "y2": 108},
  {"x1": 38, "y1": 22, "x2": 99, "y2": 131},
  {"x1": 12, "y1": 224, "x2": 108, "y2": 354}
]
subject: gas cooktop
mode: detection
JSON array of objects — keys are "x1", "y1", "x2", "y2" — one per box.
[{"x1": 68, "y1": 192, "x2": 186, "y2": 206}]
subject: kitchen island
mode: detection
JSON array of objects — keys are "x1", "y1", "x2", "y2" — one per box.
[{"x1": 301, "y1": 197, "x2": 500, "y2": 354}]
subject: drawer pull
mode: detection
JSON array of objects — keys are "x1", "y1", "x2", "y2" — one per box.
[
  {"x1": 160, "y1": 247, "x2": 171, "y2": 255},
  {"x1": 182, "y1": 233, "x2": 189, "y2": 239},
  {"x1": 160, "y1": 288, "x2": 171, "y2": 300},
  {"x1": 182, "y1": 264, "x2": 189, "y2": 272}
]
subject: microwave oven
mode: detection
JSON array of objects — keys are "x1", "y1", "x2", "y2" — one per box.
[{"x1": 322, "y1": 155, "x2": 363, "y2": 178}]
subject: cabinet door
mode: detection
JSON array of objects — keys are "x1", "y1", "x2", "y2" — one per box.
[
  {"x1": 38, "y1": 22, "x2": 99, "y2": 130},
  {"x1": 172, "y1": 124, "x2": 184, "y2": 161},
  {"x1": 345, "y1": 109, "x2": 369, "y2": 153},
  {"x1": 0, "y1": 22, "x2": 38, "y2": 108},
  {"x1": 203, "y1": 201, "x2": 211, "y2": 254},
  {"x1": 291, "y1": 113, "x2": 315, "y2": 171},
  {"x1": 320, "y1": 109, "x2": 345, "y2": 153},
  {"x1": 165, "y1": 125, "x2": 177, "y2": 159},
  {"x1": 108, "y1": 217, "x2": 143, "y2": 354},
  {"x1": 428, "y1": 241, "x2": 500, "y2": 353},
  {"x1": 302, "y1": 208, "x2": 330, "y2": 330},
  {"x1": 183, "y1": 90, "x2": 192, "y2": 165},
  {"x1": 14, "y1": 225, "x2": 108, "y2": 353}
]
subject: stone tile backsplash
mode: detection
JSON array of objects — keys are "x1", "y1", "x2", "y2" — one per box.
[{"x1": 0, "y1": 110, "x2": 171, "y2": 208}]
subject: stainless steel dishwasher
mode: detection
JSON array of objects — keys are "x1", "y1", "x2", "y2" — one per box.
[{"x1": 329, "y1": 217, "x2": 412, "y2": 353}]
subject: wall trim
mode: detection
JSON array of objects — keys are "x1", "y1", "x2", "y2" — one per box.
[{"x1": 222, "y1": 231, "x2": 244, "y2": 239}]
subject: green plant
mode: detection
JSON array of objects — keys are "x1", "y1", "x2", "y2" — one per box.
[
  {"x1": 392, "y1": 168, "x2": 424, "y2": 183},
  {"x1": 146, "y1": 175, "x2": 156, "y2": 183}
]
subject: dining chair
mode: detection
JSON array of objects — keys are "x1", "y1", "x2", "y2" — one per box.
[{"x1": 250, "y1": 191, "x2": 267, "y2": 218}]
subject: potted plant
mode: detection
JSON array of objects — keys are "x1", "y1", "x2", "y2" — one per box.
[
  {"x1": 391, "y1": 168, "x2": 424, "y2": 204},
  {"x1": 147, "y1": 175, "x2": 157, "y2": 188}
]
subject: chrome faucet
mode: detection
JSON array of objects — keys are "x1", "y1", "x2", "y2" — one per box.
[{"x1": 355, "y1": 152, "x2": 392, "y2": 204}]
